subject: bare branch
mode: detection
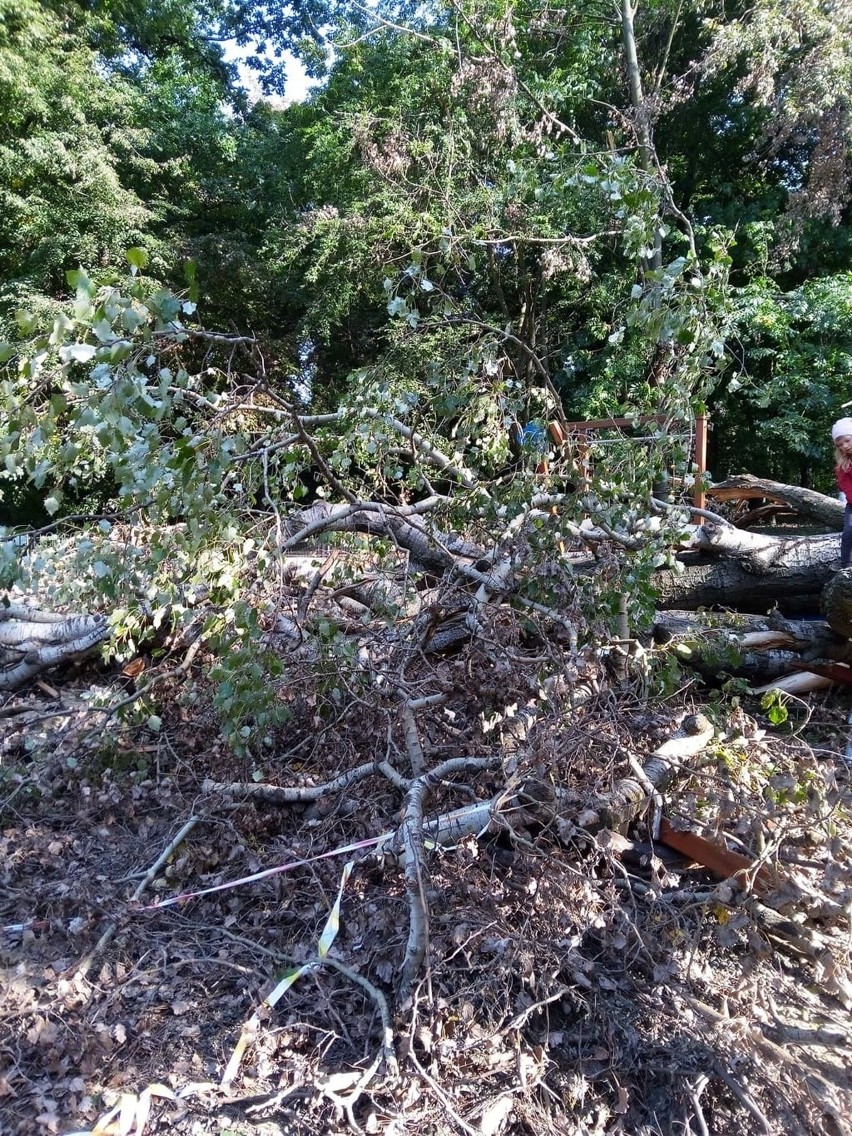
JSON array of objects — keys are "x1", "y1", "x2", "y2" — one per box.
[
  {"x1": 203, "y1": 762, "x2": 381, "y2": 803},
  {"x1": 74, "y1": 815, "x2": 201, "y2": 981}
]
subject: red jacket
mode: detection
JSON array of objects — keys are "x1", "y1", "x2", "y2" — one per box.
[{"x1": 836, "y1": 464, "x2": 852, "y2": 502}]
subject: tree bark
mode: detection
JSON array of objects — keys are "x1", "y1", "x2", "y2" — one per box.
[
  {"x1": 708, "y1": 474, "x2": 843, "y2": 528},
  {"x1": 820, "y1": 568, "x2": 852, "y2": 637},
  {"x1": 652, "y1": 609, "x2": 852, "y2": 685},
  {"x1": 0, "y1": 606, "x2": 108, "y2": 691},
  {"x1": 656, "y1": 521, "x2": 839, "y2": 614}
]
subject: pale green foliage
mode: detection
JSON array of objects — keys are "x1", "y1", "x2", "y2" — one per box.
[
  {"x1": 1, "y1": 265, "x2": 215, "y2": 520},
  {"x1": 702, "y1": 0, "x2": 852, "y2": 222},
  {"x1": 207, "y1": 602, "x2": 289, "y2": 760},
  {"x1": 0, "y1": 262, "x2": 276, "y2": 740}
]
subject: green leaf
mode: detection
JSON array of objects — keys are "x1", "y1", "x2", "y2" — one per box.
[
  {"x1": 125, "y1": 247, "x2": 150, "y2": 271},
  {"x1": 767, "y1": 703, "x2": 788, "y2": 725},
  {"x1": 121, "y1": 307, "x2": 145, "y2": 333},
  {"x1": 150, "y1": 289, "x2": 181, "y2": 322},
  {"x1": 92, "y1": 318, "x2": 114, "y2": 343},
  {"x1": 15, "y1": 310, "x2": 38, "y2": 336},
  {"x1": 59, "y1": 343, "x2": 97, "y2": 364},
  {"x1": 184, "y1": 259, "x2": 199, "y2": 303},
  {"x1": 109, "y1": 341, "x2": 132, "y2": 362},
  {"x1": 66, "y1": 267, "x2": 94, "y2": 296},
  {"x1": 49, "y1": 314, "x2": 74, "y2": 346}
]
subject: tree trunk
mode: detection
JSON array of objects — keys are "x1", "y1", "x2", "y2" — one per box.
[
  {"x1": 708, "y1": 474, "x2": 843, "y2": 528},
  {"x1": 0, "y1": 606, "x2": 108, "y2": 691},
  {"x1": 652, "y1": 609, "x2": 852, "y2": 686},
  {"x1": 656, "y1": 522, "x2": 839, "y2": 614},
  {"x1": 821, "y1": 568, "x2": 852, "y2": 637}
]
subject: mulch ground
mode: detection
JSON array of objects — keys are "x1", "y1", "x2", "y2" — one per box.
[{"x1": 2, "y1": 656, "x2": 851, "y2": 1136}]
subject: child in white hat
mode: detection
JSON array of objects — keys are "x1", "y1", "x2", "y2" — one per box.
[{"x1": 832, "y1": 417, "x2": 852, "y2": 566}]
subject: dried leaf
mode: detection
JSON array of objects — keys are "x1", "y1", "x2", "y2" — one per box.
[
  {"x1": 615, "y1": 1085, "x2": 630, "y2": 1114},
  {"x1": 480, "y1": 1095, "x2": 513, "y2": 1135}
]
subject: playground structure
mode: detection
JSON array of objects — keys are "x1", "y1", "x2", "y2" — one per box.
[{"x1": 560, "y1": 413, "x2": 709, "y2": 510}]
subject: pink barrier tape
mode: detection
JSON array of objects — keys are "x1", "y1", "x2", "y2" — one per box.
[{"x1": 136, "y1": 832, "x2": 391, "y2": 910}]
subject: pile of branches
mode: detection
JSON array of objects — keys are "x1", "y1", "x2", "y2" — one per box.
[{"x1": 2, "y1": 550, "x2": 851, "y2": 1136}]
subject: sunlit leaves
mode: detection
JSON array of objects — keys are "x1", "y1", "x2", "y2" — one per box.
[
  {"x1": 125, "y1": 247, "x2": 150, "y2": 272},
  {"x1": 59, "y1": 343, "x2": 98, "y2": 365}
]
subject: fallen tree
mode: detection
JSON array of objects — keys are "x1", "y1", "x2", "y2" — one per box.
[
  {"x1": 0, "y1": 484, "x2": 848, "y2": 691},
  {"x1": 2, "y1": 286, "x2": 851, "y2": 1136},
  {"x1": 652, "y1": 608, "x2": 850, "y2": 693},
  {"x1": 0, "y1": 604, "x2": 108, "y2": 691},
  {"x1": 654, "y1": 516, "x2": 840, "y2": 614},
  {"x1": 707, "y1": 473, "x2": 844, "y2": 528}
]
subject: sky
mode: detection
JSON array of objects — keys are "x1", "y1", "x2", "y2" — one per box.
[{"x1": 222, "y1": 42, "x2": 317, "y2": 106}]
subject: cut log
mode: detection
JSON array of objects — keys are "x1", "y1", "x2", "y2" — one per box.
[
  {"x1": 653, "y1": 610, "x2": 844, "y2": 653},
  {"x1": 751, "y1": 672, "x2": 834, "y2": 696},
  {"x1": 0, "y1": 604, "x2": 108, "y2": 691},
  {"x1": 821, "y1": 568, "x2": 852, "y2": 637},
  {"x1": 651, "y1": 610, "x2": 852, "y2": 687}
]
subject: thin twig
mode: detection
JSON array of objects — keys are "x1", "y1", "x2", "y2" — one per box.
[
  {"x1": 8, "y1": 502, "x2": 147, "y2": 541},
  {"x1": 686, "y1": 1073, "x2": 710, "y2": 1136},
  {"x1": 158, "y1": 325, "x2": 256, "y2": 345},
  {"x1": 407, "y1": 1024, "x2": 481, "y2": 1136},
  {"x1": 507, "y1": 986, "x2": 570, "y2": 1031},
  {"x1": 361, "y1": 408, "x2": 478, "y2": 489},
  {"x1": 74, "y1": 815, "x2": 201, "y2": 980},
  {"x1": 339, "y1": 2, "x2": 440, "y2": 46},
  {"x1": 687, "y1": 995, "x2": 851, "y2": 1136},
  {"x1": 91, "y1": 636, "x2": 205, "y2": 723},
  {"x1": 289, "y1": 405, "x2": 360, "y2": 504},
  {"x1": 712, "y1": 1064, "x2": 771, "y2": 1135}
]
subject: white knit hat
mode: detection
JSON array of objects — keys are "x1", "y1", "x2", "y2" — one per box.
[{"x1": 833, "y1": 417, "x2": 852, "y2": 440}]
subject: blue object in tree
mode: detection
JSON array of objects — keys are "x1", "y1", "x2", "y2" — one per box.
[{"x1": 521, "y1": 421, "x2": 548, "y2": 452}]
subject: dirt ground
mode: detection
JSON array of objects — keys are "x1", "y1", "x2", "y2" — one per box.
[{"x1": 2, "y1": 650, "x2": 851, "y2": 1136}]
